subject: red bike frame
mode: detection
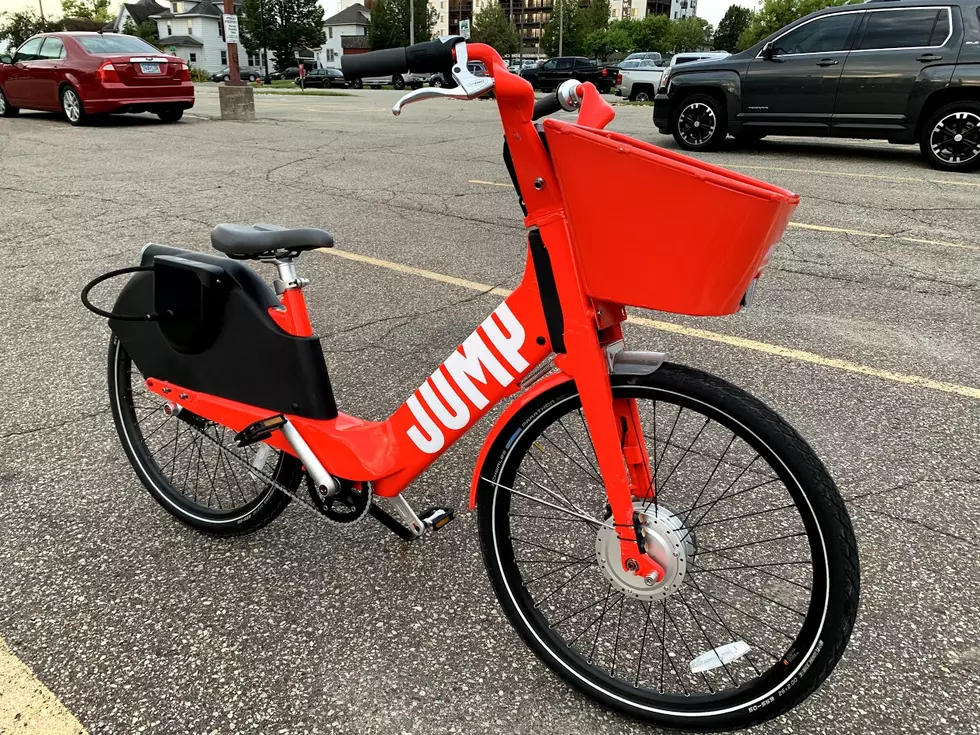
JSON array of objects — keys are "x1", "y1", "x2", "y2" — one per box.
[{"x1": 144, "y1": 43, "x2": 663, "y2": 580}]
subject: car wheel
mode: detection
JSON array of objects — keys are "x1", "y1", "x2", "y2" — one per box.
[
  {"x1": 920, "y1": 100, "x2": 980, "y2": 173},
  {"x1": 247, "y1": 74, "x2": 257, "y2": 82},
  {"x1": 60, "y1": 86, "x2": 86, "y2": 126},
  {"x1": 223, "y1": 74, "x2": 231, "y2": 82},
  {"x1": 630, "y1": 88, "x2": 652, "y2": 102},
  {"x1": 352, "y1": 79, "x2": 363, "y2": 89},
  {"x1": 393, "y1": 75, "x2": 405, "y2": 90},
  {"x1": 0, "y1": 86, "x2": 19, "y2": 117},
  {"x1": 672, "y1": 93, "x2": 727, "y2": 151},
  {"x1": 156, "y1": 107, "x2": 184, "y2": 123},
  {"x1": 431, "y1": 78, "x2": 444, "y2": 88}
]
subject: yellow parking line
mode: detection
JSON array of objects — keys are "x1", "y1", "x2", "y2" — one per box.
[
  {"x1": 727, "y1": 164, "x2": 980, "y2": 189},
  {"x1": 0, "y1": 637, "x2": 88, "y2": 734},
  {"x1": 466, "y1": 180, "x2": 980, "y2": 251},
  {"x1": 320, "y1": 248, "x2": 980, "y2": 401}
]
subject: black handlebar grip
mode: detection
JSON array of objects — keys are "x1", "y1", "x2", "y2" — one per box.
[
  {"x1": 341, "y1": 47, "x2": 408, "y2": 80},
  {"x1": 405, "y1": 37, "x2": 461, "y2": 73},
  {"x1": 532, "y1": 90, "x2": 563, "y2": 121}
]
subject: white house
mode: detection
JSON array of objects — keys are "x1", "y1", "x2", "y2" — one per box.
[
  {"x1": 151, "y1": 0, "x2": 265, "y2": 74},
  {"x1": 110, "y1": 0, "x2": 169, "y2": 33},
  {"x1": 317, "y1": 3, "x2": 369, "y2": 68}
]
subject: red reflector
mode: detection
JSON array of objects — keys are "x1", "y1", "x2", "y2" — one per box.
[
  {"x1": 602, "y1": 68, "x2": 608, "y2": 76},
  {"x1": 96, "y1": 61, "x2": 120, "y2": 83},
  {"x1": 616, "y1": 74, "x2": 622, "y2": 85}
]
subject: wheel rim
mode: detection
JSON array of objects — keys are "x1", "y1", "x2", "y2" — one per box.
[
  {"x1": 63, "y1": 89, "x2": 80, "y2": 122},
  {"x1": 433, "y1": 79, "x2": 443, "y2": 87},
  {"x1": 488, "y1": 384, "x2": 829, "y2": 713},
  {"x1": 112, "y1": 341, "x2": 285, "y2": 520},
  {"x1": 678, "y1": 102, "x2": 716, "y2": 147},
  {"x1": 636, "y1": 92, "x2": 650, "y2": 102},
  {"x1": 0, "y1": 90, "x2": 6, "y2": 114},
  {"x1": 930, "y1": 111, "x2": 980, "y2": 165}
]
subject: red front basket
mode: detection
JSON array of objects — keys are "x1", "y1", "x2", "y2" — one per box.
[{"x1": 543, "y1": 119, "x2": 800, "y2": 317}]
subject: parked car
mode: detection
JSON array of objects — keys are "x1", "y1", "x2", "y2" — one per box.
[
  {"x1": 621, "y1": 52, "x2": 728, "y2": 101},
  {"x1": 429, "y1": 61, "x2": 488, "y2": 87},
  {"x1": 622, "y1": 51, "x2": 663, "y2": 66},
  {"x1": 653, "y1": 0, "x2": 980, "y2": 172},
  {"x1": 212, "y1": 66, "x2": 262, "y2": 83},
  {"x1": 0, "y1": 31, "x2": 193, "y2": 125},
  {"x1": 295, "y1": 68, "x2": 349, "y2": 88},
  {"x1": 507, "y1": 59, "x2": 540, "y2": 73},
  {"x1": 349, "y1": 71, "x2": 424, "y2": 89},
  {"x1": 273, "y1": 66, "x2": 302, "y2": 80},
  {"x1": 520, "y1": 56, "x2": 614, "y2": 93}
]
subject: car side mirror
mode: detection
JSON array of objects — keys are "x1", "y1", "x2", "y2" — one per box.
[
  {"x1": 0, "y1": 55, "x2": 12, "y2": 65},
  {"x1": 761, "y1": 42, "x2": 775, "y2": 60}
]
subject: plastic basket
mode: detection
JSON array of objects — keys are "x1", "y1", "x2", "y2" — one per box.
[{"x1": 543, "y1": 119, "x2": 800, "y2": 317}]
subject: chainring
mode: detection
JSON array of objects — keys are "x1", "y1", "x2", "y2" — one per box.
[{"x1": 306, "y1": 476, "x2": 372, "y2": 524}]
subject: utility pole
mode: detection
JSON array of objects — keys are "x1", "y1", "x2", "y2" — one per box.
[
  {"x1": 410, "y1": 0, "x2": 415, "y2": 45},
  {"x1": 218, "y1": 0, "x2": 255, "y2": 120},
  {"x1": 38, "y1": 0, "x2": 45, "y2": 22},
  {"x1": 558, "y1": 0, "x2": 563, "y2": 56},
  {"x1": 224, "y1": 0, "x2": 243, "y2": 86},
  {"x1": 260, "y1": 0, "x2": 271, "y2": 84}
]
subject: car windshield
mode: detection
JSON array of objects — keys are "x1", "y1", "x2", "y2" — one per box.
[{"x1": 76, "y1": 34, "x2": 160, "y2": 54}]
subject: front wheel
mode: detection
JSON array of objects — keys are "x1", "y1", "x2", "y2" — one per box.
[
  {"x1": 673, "y1": 93, "x2": 727, "y2": 151},
  {"x1": 477, "y1": 363, "x2": 859, "y2": 730},
  {"x1": 61, "y1": 85, "x2": 86, "y2": 126},
  {"x1": 156, "y1": 107, "x2": 184, "y2": 123},
  {"x1": 392, "y1": 75, "x2": 406, "y2": 90},
  {"x1": 919, "y1": 100, "x2": 980, "y2": 172},
  {"x1": 0, "y1": 86, "x2": 19, "y2": 117}
]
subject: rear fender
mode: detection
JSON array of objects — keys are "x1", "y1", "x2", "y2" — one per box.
[{"x1": 468, "y1": 370, "x2": 572, "y2": 509}]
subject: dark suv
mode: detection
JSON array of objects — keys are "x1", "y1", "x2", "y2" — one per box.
[
  {"x1": 522, "y1": 57, "x2": 615, "y2": 94},
  {"x1": 653, "y1": 0, "x2": 980, "y2": 171}
]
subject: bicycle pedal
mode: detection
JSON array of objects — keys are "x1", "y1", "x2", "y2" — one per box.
[
  {"x1": 235, "y1": 414, "x2": 287, "y2": 447},
  {"x1": 420, "y1": 506, "x2": 454, "y2": 531}
]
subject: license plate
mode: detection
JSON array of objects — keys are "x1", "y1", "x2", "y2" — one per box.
[{"x1": 140, "y1": 63, "x2": 161, "y2": 74}]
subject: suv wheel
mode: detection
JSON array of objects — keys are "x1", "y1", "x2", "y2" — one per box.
[
  {"x1": 673, "y1": 93, "x2": 727, "y2": 151},
  {"x1": 393, "y1": 75, "x2": 406, "y2": 90},
  {"x1": 920, "y1": 101, "x2": 980, "y2": 173}
]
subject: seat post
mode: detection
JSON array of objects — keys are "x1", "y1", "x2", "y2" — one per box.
[
  {"x1": 270, "y1": 256, "x2": 314, "y2": 337},
  {"x1": 272, "y1": 257, "x2": 308, "y2": 296}
]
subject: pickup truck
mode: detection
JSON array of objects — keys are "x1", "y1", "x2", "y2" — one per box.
[
  {"x1": 521, "y1": 57, "x2": 615, "y2": 94},
  {"x1": 619, "y1": 52, "x2": 729, "y2": 101},
  {"x1": 653, "y1": 0, "x2": 980, "y2": 172}
]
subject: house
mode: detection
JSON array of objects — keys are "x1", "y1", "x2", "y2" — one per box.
[
  {"x1": 109, "y1": 0, "x2": 169, "y2": 33},
  {"x1": 151, "y1": 0, "x2": 268, "y2": 74},
  {"x1": 316, "y1": 3, "x2": 369, "y2": 69}
]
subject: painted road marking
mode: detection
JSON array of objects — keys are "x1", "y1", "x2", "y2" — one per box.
[
  {"x1": 724, "y1": 163, "x2": 980, "y2": 189},
  {"x1": 0, "y1": 637, "x2": 87, "y2": 734},
  {"x1": 320, "y1": 249, "x2": 980, "y2": 401},
  {"x1": 466, "y1": 180, "x2": 980, "y2": 251}
]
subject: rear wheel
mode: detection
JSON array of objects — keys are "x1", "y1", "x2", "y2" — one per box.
[
  {"x1": 61, "y1": 85, "x2": 86, "y2": 126},
  {"x1": 352, "y1": 78, "x2": 363, "y2": 89},
  {"x1": 920, "y1": 100, "x2": 980, "y2": 172},
  {"x1": 393, "y1": 75, "x2": 406, "y2": 90},
  {"x1": 673, "y1": 93, "x2": 727, "y2": 151},
  {"x1": 107, "y1": 336, "x2": 301, "y2": 535},
  {"x1": 156, "y1": 107, "x2": 184, "y2": 123},
  {"x1": 431, "y1": 77, "x2": 444, "y2": 88},
  {"x1": 247, "y1": 74, "x2": 258, "y2": 82},
  {"x1": 630, "y1": 87, "x2": 653, "y2": 102},
  {"x1": 0, "y1": 86, "x2": 19, "y2": 117},
  {"x1": 477, "y1": 364, "x2": 859, "y2": 730}
]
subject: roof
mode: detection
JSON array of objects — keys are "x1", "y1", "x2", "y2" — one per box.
[
  {"x1": 341, "y1": 35, "x2": 370, "y2": 49},
  {"x1": 61, "y1": 18, "x2": 109, "y2": 31},
  {"x1": 157, "y1": 34, "x2": 204, "y2": 46},
  {"x1": 154, "y1": 0, "x2": 236, "y2": 18},
  {"x1": 324, "y1": 3, "x2": 370, "y2": 26},
  {"x1": 123, "y1": 0, "x2": 168, "y2": 24}
]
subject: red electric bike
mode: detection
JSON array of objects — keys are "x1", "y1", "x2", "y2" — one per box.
[{"x1": 84, "y1": 39, "x2": 859, "y2": 730}]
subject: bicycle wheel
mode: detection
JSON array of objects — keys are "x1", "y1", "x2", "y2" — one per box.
[
  {"x1": 107, "y1": 335, "x2": 303, "y2": 535},
  {"x1": 477, "y1": 363, "x2": 859, "y2": 730}
]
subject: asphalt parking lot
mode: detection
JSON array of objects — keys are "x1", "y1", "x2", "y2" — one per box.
[{"x1": 1, "y1": 87, "x2": 978, "y2": 735}]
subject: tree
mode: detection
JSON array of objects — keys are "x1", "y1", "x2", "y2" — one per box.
[
  {"x1": 240, "y1": 0, "x2": 325, "y2": 72},
  {"x1": 738, "y1": 0, "x2": 848, "y2": 49},
  {"x1": 579, "y1": 0, "x2": 610, "y2": 37},
  {"x1": 471, "y1": 2, "x2": 520, "y2": 57},
  {"x1": 367, "y1": 0, "x2": 437, "y2": 50},
  {"x1": 670, "y1": 16, "x2": 712, "y2": 52},
  {"x1": 61, "y1": 0, "x2": 112, "y2": 22},
  {"x1": 0, "y1": 10, "x2": 60, "y2": 49},
  {"x1": 123, "y1": 18, "x2": 160, "y2": 44},
  {"x1": 713, "y1": 4, "x2": 751, "y2": 52},
  {"x1": 628, "y1": 13, "x2": 672, "y2": 54},
  {"x1": 540, "y1": 0, "x2": 585, "y2": 57}
]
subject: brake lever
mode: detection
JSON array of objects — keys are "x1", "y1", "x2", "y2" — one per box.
[{"x1": 392, "y1": 41, "x2": 494, "y2": 116}]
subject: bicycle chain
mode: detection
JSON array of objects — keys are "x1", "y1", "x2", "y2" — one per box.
[{"x1": 190, "y1": 423, "x2": 369, "y2": 526}]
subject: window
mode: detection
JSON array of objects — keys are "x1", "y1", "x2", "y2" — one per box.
[
  {"x1": 540, "y1": 58, "x2": 558, "y2": 69},
  {"x1": 611, "y1": 9, "x2": 617, "y2": 16},
  {"x1": 37, "y1": 37, "x2": 65, "y2": 60},
  {"x1": 167, "y1": 22, "x2": 172, "y2": 36},
  {"x1": 556, "y1": 58, "x2": 573, "y2": 69},
  {"x1": 221, "y1": 50, "x2": 227, "y2": 64},
  {"x1": 856, "y1": 8, "x2": 948, "y2": 50},
  {"x1": 326, "y1": 49, "x2": 335, "y2": 61},
  {"x1": 189, "y1": 52, "x2": 197, "y2": 62},
  {"x1": 77, "y1": 35, "x2": 159, "y2": 53},
  {"x1": 328, "y1": 26, "x2": 333, "y2": 38},
  {"x1": 187, "y1": 20, "x2": 193, "y2": 34},
  {"x1": 772, "y1": 12, "x2": 858, "y2": 55},
  {"x1": 14, "y1": 37, "x2": 43, "y2": 62},
  {"x1": 171, "y1": 2, "x2": 178, "y2": 11}
]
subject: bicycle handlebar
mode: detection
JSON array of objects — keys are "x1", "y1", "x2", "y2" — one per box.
[
  {"x1": 532, "y1": 90, "x2": 564, "y2": 121},
  {"x1": 341, "y1": 38, "x2": 460, "y2": 79}
]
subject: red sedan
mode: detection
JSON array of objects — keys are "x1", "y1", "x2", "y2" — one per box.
[{"x1": 0, "y1": 32, "x2": 194, "y2": 125}]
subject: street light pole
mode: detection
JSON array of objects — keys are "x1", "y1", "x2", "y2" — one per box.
[
  {"x1": 558, "y1": 0, "x2": 563, "y2": 56},
  {"x1": 260, "y1": 0, "x2": 271, "y2": 84},
  {"x1": 409, "y1": 0, "x2": 415, "y2": 46},
  {"x1": 38, "y1": 0, "x2": 45, "y2": 21}
]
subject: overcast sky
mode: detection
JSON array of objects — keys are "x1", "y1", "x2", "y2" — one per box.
[{"x1": 1, "y1": 0, "x2": 757, "y2": 36}]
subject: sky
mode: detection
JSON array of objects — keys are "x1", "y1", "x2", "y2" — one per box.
[{"x1": 0, "y1": 0, "x2": 757, "y2": 35}]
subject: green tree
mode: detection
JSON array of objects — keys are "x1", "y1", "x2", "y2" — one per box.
[
  {"x1": 738, "y1": 0, "x2": 848, "y2": 49},
  {"x1": 579, "y1": 0, "x2": 610, "y2": 36},
  {"x1": 540, "y1": 0, "x2": 586, "y2": 57},
  {"x1": 713, "y1": 4, "x2": 751, "y2": 51},
  {"x1": 123, "y1": 18, "x2": 160, "y2": 44},
  {"x1": 471, "y1": 2, "x2": 520, "y2": 57},
  {"x1": 628, "y1": 13, "x2": 672, "y2": 54},
  {"x1": 240, "y1": 0, "x2": 325, "y2": 72},
  {"x1": 0, "y1": 10, "x2": 60, "y2": 49},
  {"x1": 670, "y1": 16, "x2": 712, "y2": 52},
  {"x1": 61, "y1": 0, "x2": 112, "y2": 22},
  {"x1": 367, "y1": 0, "x2": 437, "y2": 50}
]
